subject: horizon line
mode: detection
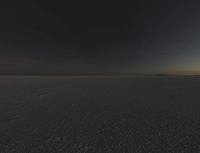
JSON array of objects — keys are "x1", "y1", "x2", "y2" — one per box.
[{"x1": 0, "y1": 74, "x2": 199, "y2": 77}]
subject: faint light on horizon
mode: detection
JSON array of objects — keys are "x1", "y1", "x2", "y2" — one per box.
[{"x1": 149, "y1": 50, "x2": 200, "y2": 75}]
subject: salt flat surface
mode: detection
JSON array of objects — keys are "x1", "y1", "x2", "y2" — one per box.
[{"x1": 0, "y1": 76, "x2": 200, "y2": 152}]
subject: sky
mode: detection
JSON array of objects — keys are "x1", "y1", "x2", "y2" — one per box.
[{"x1": 1, "y1": 0, "x2": 200, "y2": 75}]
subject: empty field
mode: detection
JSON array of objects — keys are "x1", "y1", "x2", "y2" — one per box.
[{"x1": 0, "y1": 76, "x2": 200, "y2": 152}]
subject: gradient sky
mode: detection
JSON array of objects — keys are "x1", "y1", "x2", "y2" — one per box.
[{"x1": 1, "y1": 0, "x2": 200, "y2": 75}]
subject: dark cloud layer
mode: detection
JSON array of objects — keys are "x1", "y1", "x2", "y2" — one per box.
[{"x1": 0, "y1": 0, "x2": 200, "y2": 74}]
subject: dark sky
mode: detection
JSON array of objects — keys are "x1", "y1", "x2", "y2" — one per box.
[{"x1": 1, "y1": 0, "x2": 200, "y2": 75}]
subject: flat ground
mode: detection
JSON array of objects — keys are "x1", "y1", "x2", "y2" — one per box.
[{"x1": 0, "y1": 76, "x2": 200, "y2": 153}]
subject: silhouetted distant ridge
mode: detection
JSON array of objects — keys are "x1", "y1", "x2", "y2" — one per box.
[{"x1": 152, "y1": 74, "x2": 169, "y2": 76}]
